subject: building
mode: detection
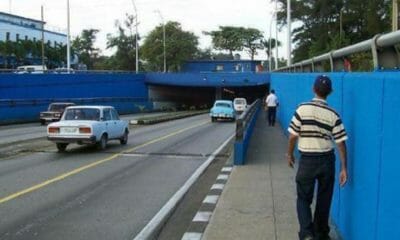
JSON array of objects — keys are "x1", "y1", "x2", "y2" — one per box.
[{"x1": 0, "y1": 11, "x2": 67, "y2": 47}]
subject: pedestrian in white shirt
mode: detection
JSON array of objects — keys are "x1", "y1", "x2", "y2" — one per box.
[{"x1": 265, "y1": 89, "x2": 279, "y2": 126}]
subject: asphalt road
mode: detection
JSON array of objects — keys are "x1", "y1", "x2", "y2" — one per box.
[{"x1": 0, "y1": 114, "x2": 235, "y2": 240}]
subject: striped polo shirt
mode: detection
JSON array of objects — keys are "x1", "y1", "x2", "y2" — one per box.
[{"x1": 288, "y1": 98, "x2": 347, "y2": 155}]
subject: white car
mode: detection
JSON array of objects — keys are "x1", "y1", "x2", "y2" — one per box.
[
  {"x1": 233, "y1": 98, "x2": 247, "y2": 113},
  {"x1": 47, "y1": 106, "x2": 129, "y2": 152}
]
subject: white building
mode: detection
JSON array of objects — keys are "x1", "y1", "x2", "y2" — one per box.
[{"x1": 0, "y1": 11, "x2": 66, "y2": 47}]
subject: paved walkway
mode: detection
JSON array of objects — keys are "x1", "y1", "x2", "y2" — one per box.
[{"x1": 203, "y1": 112, "x2": 298, "y2": 240}]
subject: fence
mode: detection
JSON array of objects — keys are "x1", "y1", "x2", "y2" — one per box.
[{"x1": 271, "y1": 72, "x2": 400, "y2": 240}]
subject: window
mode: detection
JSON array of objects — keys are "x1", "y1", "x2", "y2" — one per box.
[
  {"x1": 54, "y1": 41, "x2": 57, "y2": 47},
  {"x1": 215, "y1": 64, "x2": 224, "y2": 71},
  {"x1": 33, "y1": 37, "x2": 36, "y2": 42},
  {"x1": 25, "y1": 35, "x2": 28, "y2": 41},
  {"x1": 6, "y1": 32, "x2": 10, "y2": 41},
  {"x1": 103, "y1": 109, "x2": 112, "y2": 121},
  {"x1": 16, "y1": 34, "x2": 19, "y2": 41},
  {"x1": 111, "y1": 109, "x2": 120, "y2": 120}
]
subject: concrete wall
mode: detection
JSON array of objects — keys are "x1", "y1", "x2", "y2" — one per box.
[
  {"x1": 0, "y1": 73, "x2": 151, "y2": 124},
  {"x1": 271, "y1": 72, "x2": 400, "y2": 240},
  {"x1": 182, "y1": 60, "x2": 261, "y2": 73}
]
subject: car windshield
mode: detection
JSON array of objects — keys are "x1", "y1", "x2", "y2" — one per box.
[
  {"x1": 64, "y1": 108, "x2": 100, "y2": 121},
  {"x1": 234, "y1": 99, "x2": 246, "y2": 105},
  {"x1": 215, "y1": 103, "x2": 231, "y2": 108},
  {"x1": 49, "y1": 104, "x2": 69, "y2": 112}
]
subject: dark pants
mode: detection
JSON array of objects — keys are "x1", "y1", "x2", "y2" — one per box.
[
  {"x1": 267, "y1": 107, "x2": 277, "y2": 126},
  {"x1": 296, "y1": 153, "x2": 335, "y2": 240}
]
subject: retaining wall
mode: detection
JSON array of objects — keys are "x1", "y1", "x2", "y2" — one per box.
[{"x1": 271, "y1": 72, "x2": 400, "y2": 240}]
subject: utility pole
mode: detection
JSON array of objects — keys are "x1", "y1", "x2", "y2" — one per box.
[
  {"x1": 275, "y1": 0, "x2": 278, "y2": 70},
  {"x1": 393, "y1": 0, "x2": 399, "y2": 31},
  {"x1": 41, "y1": 6, "x2": 45, "y2": 71},
  {"x1": 287, "y1": 0, "x2": 291, "y2": 67},
  {"x1": 67, "y1": 0, "x2": 71, "y2": 72},
  {"x1": 131, "y1": 0, "x2": 139, "y2": 73}
]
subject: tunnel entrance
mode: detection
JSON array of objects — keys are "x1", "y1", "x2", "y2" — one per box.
[{"x1": 148, "y1": 84, "x2": 268, "y2": 110}]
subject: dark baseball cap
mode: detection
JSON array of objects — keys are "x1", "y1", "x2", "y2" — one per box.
[{"x1": 314, "y1": 75, "x2": 332, "y2": 95}]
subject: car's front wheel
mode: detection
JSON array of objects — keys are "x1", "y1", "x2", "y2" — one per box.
[
  {"x1": 56, "y1": 143, "x2": 68, "y2": 152},
  {"x1": 120, "y1": 130, "x2": 128, "y2": 145},
  {"x1": 40, "y1": 119, "x2": 46, "y2": 125},
  {"x1": 97, "y1": 134, "x2": 108, "y2": 150},
  {"x1": 211, "y1": 117, "x2": 216, "y2": 122}
]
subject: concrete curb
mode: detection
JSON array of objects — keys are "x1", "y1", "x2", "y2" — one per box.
[
  {"x1": 181, "y1": 163, "x2": 234, "y2": 240},
  {"x1": 132, "y1": 133, "x2": 235, "y2": 240}
]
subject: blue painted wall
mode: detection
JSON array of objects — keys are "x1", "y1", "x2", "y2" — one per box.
[
  {"x1": 271, "y1": 72, "x2": 400, "y2": 240},
  {"x1": 0, "y1": 73, "x2": 151, "y2": 123},
  {"x1": 182, "y1": 60, "x2": 261, "y2": 73},
  {"x1": 145, "y1": 72, "x2": 269, "y2": 87}
]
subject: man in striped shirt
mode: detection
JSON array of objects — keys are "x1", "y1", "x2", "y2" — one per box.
[{"x1": 287, "y1": 75, "x2": 348, "y2": 240}]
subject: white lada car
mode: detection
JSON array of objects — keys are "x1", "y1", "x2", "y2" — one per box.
[{"x1": 47, "y1": 106, "x2": 129, "y2": 152}]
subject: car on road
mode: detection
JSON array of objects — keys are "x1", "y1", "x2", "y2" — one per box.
[
  {"x1": 47, "y1": 106, "x2": 129, "y2": 152},
  {"x1": 210, "y1": 100, "x2": 236, "y2": 122},
  {"x1": 233, "y1": 98, "x2": 247, "y2": 113},
  {"x1": 40, "y1": 102, "x2": 76, "y2": 125}
]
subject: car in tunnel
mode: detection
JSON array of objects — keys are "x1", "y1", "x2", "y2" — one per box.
[
  {"x1": 47, "y1": 106, "x2": 129, "y2": 152},
  {"x1": 210, "y1": 100, "x2": 236, "y2": 122},
  {"x1": 233, "y1": 98, "x2": 247, "y2": 114}
]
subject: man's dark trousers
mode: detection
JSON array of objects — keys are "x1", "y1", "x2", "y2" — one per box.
[
  {"x1": 267, "y1": 107, "x2": 277, "y2": 126},
  {"x1": 296, "y1": 153, "x2": 335, "y2": 240}
]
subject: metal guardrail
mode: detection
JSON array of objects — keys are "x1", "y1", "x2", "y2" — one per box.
[
  {"x1": 0, "y1": 69, "x2": 141, "y2": 74},
  {"x1": 277, "y1": 30, "x2": 400, "y2": 72},
  {"x1": 234, "y1": 99, "x2": 261, "y2": 165}
]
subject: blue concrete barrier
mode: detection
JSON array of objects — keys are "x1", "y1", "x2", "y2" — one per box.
[
  {"x1": 234, "y1": 100, "x2": 261, "y2": 165},
  {"x1": 0, "y1": 73, "x2": 151, "y2": 124},
  {"x1": 271, "y1": 72, "x2": 400, "y2": 240}
]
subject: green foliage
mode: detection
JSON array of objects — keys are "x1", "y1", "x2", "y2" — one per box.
[
  {"x1": 141, "y1": 21, "x2": 199, "y2": 72},
  {"x1": 106, "y1": 14, "x2": 138, "y2": 71},
  {"x1": 72, "y1": 29, "x2": 100, "y2": 69},
  {"x1": 275, "y1": 0, "x2": 391, "y2": 65},
  {"x1": 262, "y1": 38, "x2": 282, "y2": 58},
  {"x1": 241, "y1": 28, "x2": 264, "y2": 60},
  {"x1": 204, "y1": 26, "x2": 245, "y2": 57}
]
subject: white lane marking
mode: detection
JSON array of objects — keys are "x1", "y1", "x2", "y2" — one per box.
[
  {"x1": 217, "y1": 174, "x2": 229, "y2": 180},
  {"x1": 192, "y1": 211, "x2": 213, "y2": 222},
  {"x1": 221, "y1": 166, "x2": 233, "y2": 172},
  {"x1": 203, "y1": 195, "x2": 219, "y2": 204},
  {"x1": 181, "y1": 232, "x2": 202, "y2": 240},
  {"x1": 133, "y1": 133, "x2": 235, "y2": 240},
  {"x1": 211, "y1": 183, "x2": 225, "y2": 190}
]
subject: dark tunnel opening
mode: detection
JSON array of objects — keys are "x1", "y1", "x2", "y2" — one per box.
[{"x1": 148, "y1": 84, "x2": 269, "y2": 110}]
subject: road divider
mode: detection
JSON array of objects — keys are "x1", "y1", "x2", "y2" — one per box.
[{"x1": 129, "y1": 110, "x2": 208, "y2": 125}]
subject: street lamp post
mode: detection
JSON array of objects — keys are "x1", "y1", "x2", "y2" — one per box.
[
  {"x1": 287, "y1": 0, "x2": 291, "y2": 67},
  {"x1": 131, "y1": 0, "x2": 139, "y2": 73},
  {"x1": 155, "y1": 10, "x2": 166, "y2": 73},
  {"x1": 393, "y1": 0, "x2": 399, "y2": 31},
  {"x1": 269, "y1": 11, "x2": 276, "y2": 72},
  {"x1": 275, "y1": 0, "x2": 279, "y2": 70},
  {"x1": 67, "y1": 0, "x2": 71, "y2": 73}
]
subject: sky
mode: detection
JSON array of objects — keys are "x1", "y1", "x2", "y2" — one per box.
[{"x1": 1, "y1": 0, "x2": 289, "y2": 60}]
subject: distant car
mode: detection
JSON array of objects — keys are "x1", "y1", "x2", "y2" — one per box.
[
  {"x1": 233, "y1": 98, "x2": 247, "y2": 113},
  {"x1": 40, "y1": 102, "x2": 76, "y2": 125},
  {"x1": 15, "y1": 65, "x2": 47, "y2": 74},
  {"x1": 210, "y1": 100, "x2": 236, "y2": 122},
  {"x1": 47, "y1": 106, "x2": 129, "y2": 152}
]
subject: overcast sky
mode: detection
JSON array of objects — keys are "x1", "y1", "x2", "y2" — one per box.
[{"x1": 1, "y1": 0, "x2": 288, "y2": 60}]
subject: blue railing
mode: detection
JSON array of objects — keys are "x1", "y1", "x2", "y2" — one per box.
[{"x1": 234, "y1": 99, "x2": 261, "y2": 165}]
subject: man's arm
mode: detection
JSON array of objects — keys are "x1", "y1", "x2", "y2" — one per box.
[
  {"x1": 287, "y1": 133, "x2": 298, "y2": 168},
  {"x1": 337, "y1": 141, "x2": 348, "y2": 187}
]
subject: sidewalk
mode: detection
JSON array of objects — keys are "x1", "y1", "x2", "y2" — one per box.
[{"x1": 202, "y1": 112, "x2": 298, "y2": 240}]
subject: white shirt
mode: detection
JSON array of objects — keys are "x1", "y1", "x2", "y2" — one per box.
[{"x1": 265, "y1": 93, "x2": 278, "y2": 107}]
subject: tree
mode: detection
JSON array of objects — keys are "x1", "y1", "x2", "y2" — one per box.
[
  {"x1": 72, "y1": 29, "x2": 100, "y2": 69},
  {"x1": 141, "y1": 21, "x2": 199, "y2": 72},
  {"x1": 204, "y1": 26, "x2": 244, "y2": 57},
  {"x1": 106, "y1": 14, "x2": 138, "y2": 71},
  {"x1": 262, "y1": 38, "x2": 281, "y2": 58},
  {"x1": 275, "y1": 0, "x2": 391, "y2": 63},
  {"x1": 241, "y1": 28, "x2": 264, "y2": 60}
]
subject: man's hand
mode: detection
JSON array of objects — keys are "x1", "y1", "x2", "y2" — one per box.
[
  {"x1": 287, "y1": 153, "x2": 295, "y2": 168},
  {"x1": 339, "y1": 169, "x2": 348, "y2": 187}
]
